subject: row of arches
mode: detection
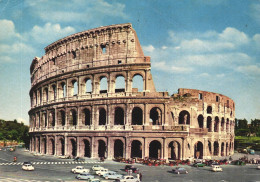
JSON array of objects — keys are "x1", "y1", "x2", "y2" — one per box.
[
  {"x1": 32, "y1": 137, "x2": 182, "y2": 160},
  {"x1": 31, "y1": 74, "x2": 144, "y2": 107}
]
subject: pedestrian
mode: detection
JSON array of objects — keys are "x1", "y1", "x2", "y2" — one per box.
[
  {"x1": 139, "y1": 172, "x2": 142, "y2": 181},
  {"x1": 137, "y1": 173, "x2": 140, "y2": 180}
]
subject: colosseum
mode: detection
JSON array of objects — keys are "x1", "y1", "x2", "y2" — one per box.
[{"x1": 29, "y1": 23, "x2": 235, "y2": 161}]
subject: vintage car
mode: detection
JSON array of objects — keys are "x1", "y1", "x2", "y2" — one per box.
[
  {"x1": 92, "y1": 165, "x2": 105, "y2": 171},
  {"x1": 115, "y1": 175, "x2": 140, "y2": 182},
  {"x1": 193, "y1": 162, "x2": 206, "y2": 167},
  {"x1": 71, "y1": 166, "x2": 90, "y2": 174},
  {"x1": 22, "y1": 164, "x2": 35, "y2": 171},
  {"x1": 172, "y1": 167, "x2": 188, "y2": 174},
  {"x1": 103, "y1": 171, "x2": 123, "y2": 180},
  {"x1": 212, "y1": 165, "x2": 223, "y2": 172},
  {"x1": 76, "y1": 172, "x2": 95, "y2": 180},
  {"x1": 95, "y1": 168, "x2": 109, "y2": 176},
  {"x1": 124, "y1": 165, "x2": 139, "y2": 173}
]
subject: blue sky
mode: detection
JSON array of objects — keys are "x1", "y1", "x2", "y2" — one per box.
[{"x1": 0, "y1": 0, "x2": 259, "y2": 125}]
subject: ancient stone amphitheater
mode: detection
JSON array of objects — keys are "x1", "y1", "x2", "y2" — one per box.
[{"x1": 29, "y1": 23, "x2": 235, "y2": 160}]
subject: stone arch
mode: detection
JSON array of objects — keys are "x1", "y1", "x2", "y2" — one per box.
[
  {"x1": 114, "y1": 107, "x2": 124, "y2": 125},
  {"x1": 207, "y1": 116, "x2": 212, "y2": 132},
  {"x1": 84, "y1": 77, "x2": 92, "y2": 93},
  {"x1": 149, "y1": 140, "x2": 162, "y2": 159},
  {"x1": 214, "y1": 116, "x2": 219, "y2": 132},
  {"x1": 41, "y1": 138, "x2": 47, "y2": 154},
  {"x1": 114, "y1": 139, "x2": 124, "y2": 158},
  {"x1": 48, "y1": 110, "x2": 55, "y2": 127},
  {"x1": 82, "y1": 108, "x2": 91, "y2": 125},
  {"x1": 194, "y1": 141, "x2": 203, "y2": 159},
  {"x1": 57, "y1": 110, "x2": 66, "y2": 126},
  {"x1": 214, "y1": 141, "x2": 219, "y2": 156},
  {"x1": 132, "y1": 74, "x2": 144, "y2": 92},
  {"x1": 198, "y1": 114, "x2": 204, "y2": 128},
  {"x1": 99, "y1": 76, "x2": 108, "y2": 94},
  {"x1": 51, "y1": 84, "x2": 57, "y2": 100},
  {"x1": 150, "y1": 107, "x2": 162, "y2": 125},
  {"x1": 57, "y1": 138, "x2": 65, "y2": 156},
  {"x1": 115, "y1": 75, "x2": 125, "y2": 93},
  {"x1": 98, "y1": 140, "x2": 106, "y2": 158},
  {"x1": 69, "y1": 138, "x2": 77, "y2": 157},
  {"x1": 69, "y1": 109, "x2": 77, "y2": 126},
  {"x1": 226, "y1": 118, "x2": 230, "y2": 132},
  {"x1": 83, "y1": 139, "x2": 91, "y2": 157},
  {"x1": 131, "y1": 140, "x2": 142, "y2": 158},
  {"x1": 61, "y1": 82, "x2": 66, "y2": 98},
  {"x1": 132, "y1": 107, "x2": 143, "y2": 125},
  {"x1": 48, "y1": 138, "x2": 55, "y2": 155},
  {"x1": 221, "y1": 117, "x2": 225, "y2": 131},
  {"x1": 43, "y1": 87, "x2": 48, "y2": 102},
  {"x1": 168, "y1": 141, "x2": 181, "y2": 160},
  {"x1": 179, "y1": 110, "x2": 190, "y2": 125},
  {"x1": 226, "y1": 143, "x2": 229, "y2": 156},
  {"x1": 221, "y1": 142, "x2": 224, "y2": 156},
  {"x1": 208, "y1": 141, "x2": 212, "y2": 155},
  {"x1": 207, "y1": 105, "x2": 212, "y2": 114},
  {"x1": 99, "y1": 108, "x2": 106, "y2": 125}
]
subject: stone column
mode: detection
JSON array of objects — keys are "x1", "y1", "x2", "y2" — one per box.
[
  {"x1": 125, "y1": 137, "x2": 130, "y2": 159},
  {"x1": 107, "y1": 137, "x2": 112, "y2": 159},
  {"x1": 163, "y1": 137, "x2": 166, "y2": 160},
  {"x1": 77, "y1": 137, "x2": 80, "y2": 157},
  {"x1": 91, "y1": 137, "x2": 95, "y2": 158}
]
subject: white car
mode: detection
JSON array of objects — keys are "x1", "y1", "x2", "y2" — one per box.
[
  {"x1": 212, "y1": 165, "x2": 223, "y2": 172},
  {"x1": 22, "y1": 164, "x2": 35, "y2": 171},
  {"x1": 71, "y1": 166, "x2": 90, "y2": 174},
  {"x1": 92, "y1": 165, "x2": 105, "y2": 171},
  {"x1": 116, "y1": 175, "x2": 140, "y2": 182},
  {"x1": 96, "y1": 168, "x2": 108, "y2": 176},
  {"x1": 257, "y1": 165, "x2": 260, "y2": 170},
  {"x1": 103, "y1": 171, "x2": 123, "y2": 180}
]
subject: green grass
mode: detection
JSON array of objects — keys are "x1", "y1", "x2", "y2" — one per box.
[{"x1": 235, "y1": 136, "x2": 260, "y2": 143}]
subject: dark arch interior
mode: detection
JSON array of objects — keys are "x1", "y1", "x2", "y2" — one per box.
[
  {"x1": 179, "y1": 110, "x2": 190, "y2": 124},
  {"x1": 132, "y1": 107, "x2": 143, "y2": 125},
  {"x1": 114, "y1": 140, "x2": 124, "y2": 158},
  {"x1": 198, "y1": 115, "x2": 204, "y2": 128},
  {"x1": 168, "y1": 141, "x2": 180, "y2": 160},
  {"x1": 84, "y1": 109, "x2": 91, "y2": 125},
  {"x1": 149, "y1": 140, "x2": 161, "y2": 159},
  {"x1": 207, "y1": 106, "x2": 212, "y2": 114},
  {"x1": 150, "y1": 108, "x2": 160, "y2": 125},
  {"x1": 114, "y1": 107, "x2": 124, "y2": 125},
  {"x1": 131, "y1": 140, "x2": 142, "y2": 158},
  {"x1": 194, "y1": 142, "x2": 203, "y2": 159},
  {"x1": 98, "y1": 140, "x2": 106, "y2": 158},
  {"x1": 214, "y1": 141, "x2": 219, "y2": 156},
  {"x1": 99, "y1": 108, "x2": 106, "y2": 125},
  {"x1": 207, "y1": 116, "x2": 212, "y2": 132},
  {"x1": 84, "y1": 140, "x2": 91, "y2": 157},
  {"x1": 60, "y1": 139, "x2": 65, "y2": 156}
]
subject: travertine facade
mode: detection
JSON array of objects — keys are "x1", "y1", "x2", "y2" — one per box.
[{"x1": 29, "y1": 23, "x2": 235, "y2": 160}]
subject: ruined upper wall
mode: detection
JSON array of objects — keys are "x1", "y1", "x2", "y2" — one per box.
[{"x1": 30, "y1": 23, "x2": 150, "y2": 86}]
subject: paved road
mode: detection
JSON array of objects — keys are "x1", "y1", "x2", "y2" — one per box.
[{"x1": 0, "y1": 148, "x2": 260, "y2": 182}]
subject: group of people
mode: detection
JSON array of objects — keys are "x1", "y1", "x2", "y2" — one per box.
[{"x1": 136, "y1": 172, "x2": 142, "y2": 181}]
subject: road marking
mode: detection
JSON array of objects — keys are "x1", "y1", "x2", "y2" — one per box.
[{"x1": 0, "y1": 161, "x2": 104, "y2": 166}]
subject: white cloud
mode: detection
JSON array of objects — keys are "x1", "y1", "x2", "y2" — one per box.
[
  {"x1": 31, "y1": 23, "x2": 75, "y2": 44},
  {"x1": 237, "y1": 65, "x2": 260, "y2": 75},
  {"x1": 253, "y1": 34, "x2": 260, "y2": 49},
  {"x1": 0, "y1": 19, "x2": 21, "y2": 41},
  {"x1": 153, "y1": 61, "x2": 193, "y2": 73},
  {"x1": 219, "y1": 27, "x2": 249, "y2": 46},
  {"x1": 216, "y1": 73, "x2": 225, "y2": 78},
  {"x1": 199, "y1": 73, "x2": 210, "y2": 77},
  {"x1": 250, "y1": 1, "x2": 260, "y2": 25},
  {"x1": 143, "y1": 45, "x2": 155, "y2": 52}
]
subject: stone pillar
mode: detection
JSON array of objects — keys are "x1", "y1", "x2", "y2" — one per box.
[
  {"x1": 144, "y1": 138, "x2": 148, "y2": 159},
  {"x1": 77, "y1": 137, "x2": 80, "y2": 157},
  {"x1": 91, "y1": 137, "x2": 95, "y2": 158},
  {"x1": 54, "y1": 135, "x2": 58, "y2": 156},
  {"x1": 107, "y1": 137, "x2": 112, "y2": 159},
  {"x1": 144, "y1": 103, "x2": 148, "y2": 125},
  {"x1": 64, "y1": 134, "x2": 68, "y2": 156},
  {"x1": 144, "y1": 70, "x2": 148, "y2": 91},
  {"x1": 163, "y1": 137, "x2": 166, "y2": 160},
  {"x1": 125, "y1": 137, "x2": 130, "y2": 159}
]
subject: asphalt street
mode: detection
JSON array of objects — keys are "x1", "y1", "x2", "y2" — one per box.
[{"x1": 0, "y1": 148, "x2": 260, "y2": 182}]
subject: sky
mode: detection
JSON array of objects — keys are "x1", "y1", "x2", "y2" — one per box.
[{"x1": 0, "y1": 0, "x2": 259, "y2": 125}]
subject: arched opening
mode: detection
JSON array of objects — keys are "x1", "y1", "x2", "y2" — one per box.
[
  {"x1": 131, "y1": 140, "x2": 142, "y2": 158},
  {"x1": 214, "y1": 141, "x2": 219, "y2": 156},
  {"x1": 226, "y1": 143, "x2": 229, "y2": 156},
  {"x1": 198, "y1": 115, "x2": 204, "y2": 128},
  {"x1": 43, "y1": 138, "x2": 47, "y2": 154},
  {"x1": 49, "y1": 111, "x2": 55, "y2": 127},
  {"x1": 114, "y1": 107, "x2": 124, "y2": 125},
  {"x1": 52, "y1": 85, "x2": 57, "y2": 100},
  {"x1": 207, "y1": 106, "x2": 212, "y2": 114},
  {"x1": 221, "y1": 117, "x2": 225, "y2": 131},
  {"x1": 178, "y1": 110, "x2": 190, "y2": 124},
  {"x1": 44, "y1": 88, "x2": 48, "y2": 102},
  {"x1": 168, "y1": 141, "x2": 181, "y2": 160},
  {"x1": 70, "y1": 139, "x2": 77, "y2": 157},
  {"x1": 58, "y1": 110, "x2": 66, "y2": 126},
  {"x1": 37, "y1": 137, "x2": 40, "y2": 153},
  {"x1": 150, "y1": 107, "x2": 161, "y2": 125},
  {"x1": 100, "y1": 77, "x2": 108, "y2": 94},
  {"x1": 221, "y1": 142, "x2": 224, "y2": 156},
  {"x1": 226, "y1": 119, "x2": 230, "y2": 132},
  {"x1": 49, "y1": 139, "x2": 55, "y2": 155},
  {"x1": 149, "y1": 140, "x2": 161, "y2": 159},
  {"x1": 61, "y1": 82, "x2": 66, "y2": 98},
  {"x1": 42, "y1": 113, "x2": 47, "y2": 127},
  {"x1": 131, "y1": 107, "x2": 143, "y2": 125},
  {"x1": 98, "y1": 140, "x2": 106, "y2": 158},
  {"x1": 114, "y1": 140, "x2": 124, "y2": 158},
  {"x1": 58, "y1": 138, "x2": 65, "y2": 156},
  {"x1": 72, "y1": 80, "x2": 78, "y2": 96},
  {"x1": 214, "y1": 117, "x2": 219, "y2": 132},
  {"x1": 132, "y1": 74, "x2": 143, "y2": 92},
  {"x1": 194, "y1": 141, "x2": 203, "y2": 159},
  {"x1": 84, "y1": 140, "x2": 91, "y2": 157},
  {"x1": 115, "y1": 75, "x2": 125, "y2": 93},
  {"x1": 85, "y1": 79, "x2": 92, "y2": 93},
  {"x1": 69, "y1": 110, "x2": 77, "y2": 126},
  {"x1": 208, "y1": 141, "x2": 212, "y2": 155},
  {"x1": 207, "y1": 116, "x2": 212, "y2": 132},
  {"x1": 82, "y1": 108, "x2": 91, "y2": 125},
  {"x1": 99, "y1": 108, "x2": 106, "y2": 125}
]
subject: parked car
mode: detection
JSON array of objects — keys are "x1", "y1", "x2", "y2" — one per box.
[
  {"x1": 212, "y1": 165, "x2": 223, "y2": 172},
  {"x1": 172, "y1": 167, "x2": 188, "y2": 174},
  {"x1": 23, "y1": 161, "x2": 32, "y2": 165},
  {"x1": 210, "y1": 162, "x2": 220, "y2": 167},
  {"x1": 22, "y1": 164, "x2": 35, "y2": 171},
  {"x1": 257, "y1": 165, "x2": 260, "y2": 170},
  {"x1": 92, "y1": 165, "x2": 105, "y2": 171},
  {"x1": 76, "y1": 172, "x2": 95, "y2": 180},
  {"x1": 71, "y1": 166, "x2": 90, "y2": 174},
  {"x1": 193, "y1": 162, "x2": 206, "y2": 167},
  {"x1": 58, "y1": 155, "x2": 69, "y2": 159},
  {"x1": 115, "y1": 175, "x2": 140, "y2": 182},
  {"x1": 124, "y1": 165, "x2": 139, "y2": 173},
  {"x1": 96, "y1": 168, "x2": 109, "y2": 176},
  {"x1": 103, "y1": 171, "x2": 123, "y2": 180}
]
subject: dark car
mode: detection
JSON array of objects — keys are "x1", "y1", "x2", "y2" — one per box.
[
  {"x1": 23, "y1": 161, "x2": 32, "y2": 165},
  {"x1": 124, "y1": 165, "x2": 139, "y2": 173},
  {"x1": 74, "y1": 157, "x2": 85, "y2": 162},
  {"x1": 172, "y1": 167, "x2": 188, "y2": 174}
]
